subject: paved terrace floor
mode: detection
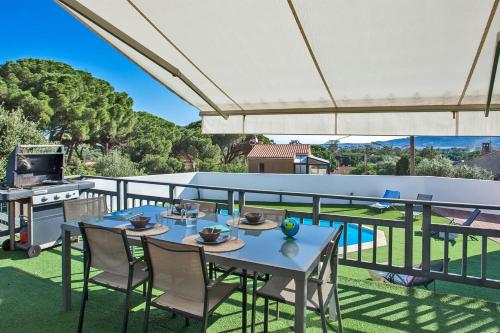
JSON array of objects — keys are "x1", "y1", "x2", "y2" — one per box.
[{"x1": 432, "y1": 207, "x2": 500, "y2": 243}]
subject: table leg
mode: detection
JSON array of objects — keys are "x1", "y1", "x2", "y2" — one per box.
[
  {"x1": 62, "y1": 229, "x2": 72, "y2": 311},
  {"x1": 294, "y1": 274, "x2": 307, "y2": 333}
]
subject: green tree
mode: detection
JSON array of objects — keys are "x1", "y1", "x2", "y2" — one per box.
[
  {"x1": 311, "y1": 145, "x2": 338, "y2": 170},
  {"x1": 173, "y1": 129, "x2": 221, "y2": 171},
  {"x1": 416, "y1": 156, "x2": 454, "y2": 177},
  {"x1": 0, "y1": 59, "x2": 136, "y2": 162},
  {"x1": 396, "y1": 155, "x2": 410, "y2": 175},
  {"x1": 124, "y1": 112, "x2": 180, "y2": 162},
  {"x1": 0, "y1": 106, "x2": 47, "y2": 180}
]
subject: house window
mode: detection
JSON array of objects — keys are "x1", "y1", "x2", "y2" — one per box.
[
  {"x1": 294, "y1": 155, "x2": 308, "y2": 163},
  {"x1": 259, "y1": 163, "x2": 265, "y2": 173},
  {"x1": 294, "y1": 164, "x2": 307, "y2": 174}
]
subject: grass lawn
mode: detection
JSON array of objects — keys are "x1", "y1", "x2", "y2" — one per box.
[{"x1": 0, "y1": 203, "x2": 499, "y2": 332}]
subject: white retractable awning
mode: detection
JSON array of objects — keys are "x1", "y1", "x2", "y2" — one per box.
[{"x1": 57, "y1": 0, "x2": 500, "y2": 136}]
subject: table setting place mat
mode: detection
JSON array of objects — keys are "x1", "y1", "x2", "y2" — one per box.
[
  {"x1": 226, "y1": 218, "x2": 279, "y2": 231},
  {"x1": 182, "y1": 234, "x2": 245, "y2": 253},
  {"x1": 117, "y1": 223, "x2": 169, "y2": 236},
  {"x1": 160, "y1": 210, "x2": 206, "y2": 220}
]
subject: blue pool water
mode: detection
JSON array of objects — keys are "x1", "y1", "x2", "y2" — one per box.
[{"x1": 219, "y1": 209, "x2": 374, "y2": 247}]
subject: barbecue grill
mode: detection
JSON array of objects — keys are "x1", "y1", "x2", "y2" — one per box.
[{"x1": 0, "y1": 145, "x2": 94, "y2": 257}]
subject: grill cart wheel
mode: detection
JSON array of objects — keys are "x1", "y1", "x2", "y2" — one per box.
[
  {"x1": 27, "y1": 245, "x2": 41, "y2": 258},
  {"x1": 1, "y1": 239, "x2": 10, "y2": 251}
]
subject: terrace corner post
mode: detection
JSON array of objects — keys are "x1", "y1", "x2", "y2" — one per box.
[
  {"x1": 404, "y1": 203, "x2": 414, "y2": 269},
  {"x1": 116, "y1": 179, "x2": 123, "y2": 211},
  {"x1": 227, "y1": 190, "x2": 235, "y2": 215},
  {"x1": 61, "y1": 227, "x2": 72, "y2": 311},
  {"x1": 238, "y1": 191, "x2": 246, "y2": 208},
  {"x1": 168, "y1": 185, "x2": 175, "y2": 205}
]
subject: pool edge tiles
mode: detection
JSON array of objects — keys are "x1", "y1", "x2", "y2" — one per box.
[{"x1": 338, "y1": 227, "x2": 387, "y2": 254}]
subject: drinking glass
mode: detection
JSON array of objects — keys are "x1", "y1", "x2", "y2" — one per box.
[
  {"x1": 230, "y1": 211, "x2": 240, "y2": 240},
  {"x1": 184, "y1": 203, "x2": 200, "y2": 228}
]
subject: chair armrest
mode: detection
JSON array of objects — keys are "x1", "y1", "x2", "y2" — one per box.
[{"x1": 208, "y1": 267, "x2": 236, "y2": 288}]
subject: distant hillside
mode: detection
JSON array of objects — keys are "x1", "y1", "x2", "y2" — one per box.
[{"x1": 337, "y1": 137, "x2": 500, "y2": 149}]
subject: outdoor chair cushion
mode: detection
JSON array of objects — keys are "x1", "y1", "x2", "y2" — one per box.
[
  {"x1": 256, "y1": 275, "x2": 334, "y2": 311},
  {"x1": 90, "y1": 261, "x2": 148, "y2": 290},
  {"x1": 152, "y1": 281, "x2": 239, "y2": 318}
]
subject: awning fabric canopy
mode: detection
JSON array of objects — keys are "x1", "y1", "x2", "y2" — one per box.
[{"x1": 57, "y1": 0, "x2": 500, "y2": 136}]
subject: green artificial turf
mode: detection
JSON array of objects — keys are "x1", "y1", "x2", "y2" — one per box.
[{"x1": 0, "y1": 203, "x2": 499, "y2": 332}]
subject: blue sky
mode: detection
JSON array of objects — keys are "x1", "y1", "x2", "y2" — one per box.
[
  {"x1": 0, "y1": 0, "x2": 199, "y2": 125},
  {"x1": 1, "y1": 0, "x2": 403, "y2": 143}
]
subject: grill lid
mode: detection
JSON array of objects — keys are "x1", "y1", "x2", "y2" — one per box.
[{"x1": 6, "y1": 145, "x2": 65, "y2": 188}]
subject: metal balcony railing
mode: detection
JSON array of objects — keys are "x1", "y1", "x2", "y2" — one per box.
[{"x1": 74, "y1": 175, "x2": 500, "y2": 290}]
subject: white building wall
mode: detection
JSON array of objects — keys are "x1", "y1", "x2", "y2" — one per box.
[{"x1": 89, "y1": 172, "x2": 500, "y2": 210}]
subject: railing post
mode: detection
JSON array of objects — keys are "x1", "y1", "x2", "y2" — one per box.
[
  {"x1": 227, "y1": 190, "x2": 234, "y2": 215},
  {"x1": 404, "y1": 203, "x2": 414, "y2": 270},
  {"x1": 421, "y1": 204, "x2": 432, "y2": 272},
  {"x1": 116, "y1": 180, "x2": 122, "y2": 211},
  {"x1": 123, "y1": 180, "x2": 129, "y2": 209},
  {"x1": 169, "y1": 185, "x2": 175, "y2": 204},
  {"x1": 238, "y1": 191, "x2": 246, "y2": 210},
  {"x1": 312, "y1": 196, "x2": 321, "y2": 225}
]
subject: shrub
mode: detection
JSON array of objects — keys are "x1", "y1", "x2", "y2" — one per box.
[
  {"x1": 453, "y1": 164, "x2": 493, "y2": 180},
  {"x1": 94, "y1": 151, "x2": 144, "y2": 177},
  {"x1": 416, "y1": 156, "x2": 454, "y2": 177}
]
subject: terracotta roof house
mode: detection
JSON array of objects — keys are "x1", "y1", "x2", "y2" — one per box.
[
  {"x1": 247, "y1": 144, "x2": 330, "y2": 174},
  {"x1": 465, "y1": 150, "x2": 500, "y2": 180}
]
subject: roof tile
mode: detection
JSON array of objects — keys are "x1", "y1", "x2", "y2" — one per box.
[{"x1": 247, "y1": 144, "x2": 311, "y2": 158}]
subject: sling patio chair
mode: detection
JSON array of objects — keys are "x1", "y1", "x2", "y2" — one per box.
[
  {"x1": 64, "y1": 196, "x2": 108, "y2": 222},
  {"x1": 432, "y1": 208, "x2": 481, "y2": 241},
  {"x1": 78, "y1": 222, "x2": 148, "y2": 333},
  {"x1": 211, "y1": 206, "x2": 288, "y2": 280},
  {"x1": 369, "y1": 189, "x2": 401, "y2": 213},
  {"x1": 400, "y1": 193, "x2": 433, "y2": 220},
  {"x1": 141, "y1": 237, "x2": 243, "y2": 333},
  {"x1": 251, "y1": 225, "x2": 344, "y2": 333},
  {"x1": 180, "y1": 199, "x2": 218, "y2": 214},
  {"x1": 211, "y1": 206, "x2": 288, "y2": 329},
  {"x1": 64, "y1": 196, "x2": 109, "y2": 251},
  {"x1": 369, "y1": 259, "x2": 447, "y2": 292}
]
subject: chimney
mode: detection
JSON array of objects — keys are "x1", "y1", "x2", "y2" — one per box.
[{"x1": 481, "y1": 142, "x2": 491, "y2": 155}]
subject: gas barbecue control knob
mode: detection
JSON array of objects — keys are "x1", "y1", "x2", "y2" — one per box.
[
  {"x1": 54, "y1": 195, "x2": 60, "y2": 200},
  {"x1": 65, "y1": 193, "x2": 71, "y2": 198},
  {"x1": 41, "y1": 197, "x2": 48, "y2": 202}
]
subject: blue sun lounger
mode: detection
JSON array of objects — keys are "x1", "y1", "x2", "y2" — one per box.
[{"x1": 369, "y1": 189, "x2": 401, "y2": 212}]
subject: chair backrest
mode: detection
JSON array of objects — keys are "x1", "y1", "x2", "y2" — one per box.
[
  {"x1": 414, "y1": 193, "x2": 433, "y2": 212},
  {"x1": 142, "y1": 237, "x2": 208, "y2": 304},
  {"x1": 64, "y1": 196, "x2": 107, "y2": 222},
  {"x1": 379, "y1": 189, "x2": 400, "y2": 206},
  {"x1": 240, "y1": 205, "x2": 287, "y2": 223},
  {"x1": 319, "y1": 224, "x2": 344, "y2": 284},
  {"x1": 383, "y1": 189, "x2": 401, "y2": 199},
  {"x1": 464, "y1": 208, "x2": 481, "y2": 226},
  {"x1": 180, "y1": 199, "x2": 217, "y2": 214},
  {"x1": 79, "y1": 222, "x2": 131, "y2": 277}
]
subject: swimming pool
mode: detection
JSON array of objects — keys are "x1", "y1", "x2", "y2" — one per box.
[
  {"x1": 300, "y1": 218, "x2": 374, "y2": 247},
  {"x1": 219, "y1": 210, "x2": 374, "y2": 247}
]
